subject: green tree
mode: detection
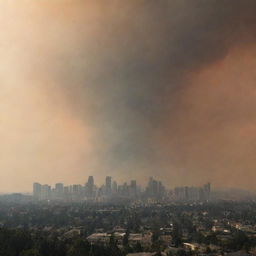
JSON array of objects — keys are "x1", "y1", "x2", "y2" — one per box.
[
  {"x1": 135, "y1": 242, "x2": 143, "y2": 252},
  {"x1": 123, "y1": 229, "x2": 130, "y2": 246},
  {"x1": 176, "y1": 249, "x2": 186, "y2": 256},
  {"x1": 20, "y1": 249, "x2": 40, "y2": 256}
]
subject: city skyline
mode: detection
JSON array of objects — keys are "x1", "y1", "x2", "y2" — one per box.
[
  {"x1": 32, "y1": 176, "x2": 211, "y2": 202},
  {"x1": 32, "y1": 176, "x2": 211, "y2": 190}
]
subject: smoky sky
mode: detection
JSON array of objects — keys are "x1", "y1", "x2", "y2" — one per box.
[{"x1": 1, "y1": 0, "x2": 256, "y2": 192}]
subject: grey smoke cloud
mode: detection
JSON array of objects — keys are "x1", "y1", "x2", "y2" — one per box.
[{"x1": 1, "y1": 0, "x2": 256, "y2": 192}]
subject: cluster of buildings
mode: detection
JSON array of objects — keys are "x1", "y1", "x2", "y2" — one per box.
[
  {"x1": 87, "y1": 230, "x2": 153, "y2": 249},
  {"x1": 33, "y1": 176, "x2": 166, "y2": 202},
  {"x1": 33, "y1": 177, "x2": 211, "y2": 202},
  {"x1": 1, "y1": 200, "x2": 255, "y2": 256},
  {"x1": 174, "y1": 183, "x2": 211, "y2": 201}
]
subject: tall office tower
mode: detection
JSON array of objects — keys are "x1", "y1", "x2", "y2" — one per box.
[
  {"x1": 55, "y1": 183, "x2": 64, "y2": 199},
  {"x1": 105, "y1": 176, "x2": 112, "y2": 196},
  {"x1": 64, "y1": 186, "x2": 70, "y2": 196},
  {"x1": 147, "y1": 177, "x2": 159, "y2": 198},
  {"x1": 152, "y1": 179, "x2": 158, "y2": 195},
  {"x1": 146, "y1": 177, "x2": 154, "y2": 197},
  {"x1": 174, "y1": 187, "x2": 186, "y2": 201},
  {"x1": 41, "y1": 185, "x2": 51, "y2": 200},
  {"x1": 33, "y1": 182, "x2": 42, "y2": 199},
  {"x1": 204, "y1": 182, "x2": 211, "y2": 199},
  {"x1": 112, "y1": 180, "x2": 118, "y2": 194},
  {"x1": 72, "y1": 184, "x2": 82, "y2": 195},
  {"x1": 87, "y1": 176, "x2": 94, "y2": 198},
  {"x1": 189, "y1": 187, "x2": 200, "y2": 201},
  {"x1": 72, "y1": 184, "x2": 83, "y2": 200},
  {"x1": 158, "y1": 181, "x2": 165, "y2": 198},
  {"x1": 199, "y1": 187, "x2": 205, "y2": 201},
  {"x1": 130, "y1": 180, "x2": 137, "y2": 197},
  {"x1": 122, "y1": 182, "x2": 128, "y2": 196}
]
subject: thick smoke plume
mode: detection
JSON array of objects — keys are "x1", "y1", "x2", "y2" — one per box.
[{"x1": 1, "y1": 0, "x2": 256, "y2": 192}]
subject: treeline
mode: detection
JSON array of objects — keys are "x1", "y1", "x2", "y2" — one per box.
[
  {"x1": 0, "y1": 228, "x2": 125, "y2": 256},
  {"x1": 0, "y1": 228, "x2": 159, "y2": 256}
]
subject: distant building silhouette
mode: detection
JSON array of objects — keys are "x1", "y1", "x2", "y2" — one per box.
[{"x1": 105, "y1": 176, "x2": 112, "y2": 196}]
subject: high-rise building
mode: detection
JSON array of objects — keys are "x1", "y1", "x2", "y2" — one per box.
[
  {"x1": 64, "y1": 186, "x2": 70, "y2": 195},
  {"x1": 174, "y1": 187, "x2": 186, "y2": 200},
  {"x1": 41, "y1": 184, "x2": 51, "y2": 200},
  {"x1": 123, "y1": 182, "x2": 129, "y2": 196},
  {"x1": 130, "y1": 180, "x2": 137, "y2": 197},
  {"x1": 105, "y1": 176, "x2": 112, "y2": 196},
  {"x1": 33, "y1": 182, "x2": 41, "y2": 199},
  {"x1": 87, "y1": 176, "x2": 94, "y2": 198},
  {"x1": 204, "y1": 182, "x2": 211, "y2": 200},
  {"x1": 112, "y1": 180, "x2": 118, "y2": 194},
  {"x1": 174, "y1": 183, "x2": 211, "y2": 202},
  {"x1": 72, "y1": 184, "x2": 82, "y2": 194},
  {"x1": 146, "y1": 177, "x2": 163, "y2": 198},
  {"x1": 55, "y1": 183, "x2": 64, "y2": 199}
]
